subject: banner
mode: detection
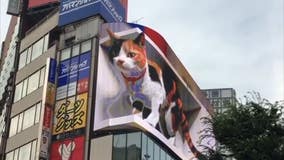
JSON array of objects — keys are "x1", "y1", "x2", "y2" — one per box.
[{"x1": 39, "y1": 58, "x2": 57, "y2": 159}]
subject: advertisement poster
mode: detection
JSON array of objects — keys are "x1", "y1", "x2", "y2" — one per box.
[
  {"x1": 50, "y1": 136, "x2": 85, "y2": 160},
  {"x1": 57, "y1": 52, "x2": 91, "y2": 100},
  {"x1": 53, "y1": 93, "x2": 88, "y2": 135},
  {"x1": 59, "y1": 0, "x2": 127, "y2": 26},
  {"x1": 94, "y1": 23, "x2": 203, "y2": 157}
]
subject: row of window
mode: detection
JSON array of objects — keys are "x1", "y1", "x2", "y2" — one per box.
[
  {"x1": 14, "y1": 67, "x2": 46, "y2": 102},
  {"x1": 6, "y1": 139, "x2": 37, "y2": 160},
  {"x1": 18, "y1": 34, "x2": 49, "y2": 70},
  {"x1": 60, "y1": 39, "x2": 92, "y2": 61},
  {"x1": 9, "y1": 101, "x2": 41, "y2": 137},
  {"x1": 112, "y1": 132, "x2": 178, "y2": 160}
]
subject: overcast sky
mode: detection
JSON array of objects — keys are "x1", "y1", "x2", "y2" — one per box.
[
  {"x1": 0, "y1": 0, "x2": 283, "y2": 102},
  {"x1": 128, "y1": 0, "x2": 284, "y2": 103}
]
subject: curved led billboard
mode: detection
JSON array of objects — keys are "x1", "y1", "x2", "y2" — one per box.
[{"x1": 93, "y1": 23, "x2": 211, "y2": 158}]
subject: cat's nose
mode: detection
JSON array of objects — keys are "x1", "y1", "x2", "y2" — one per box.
[{"x1": 116, "y1": 59, "x2": 124, "y2": 66}]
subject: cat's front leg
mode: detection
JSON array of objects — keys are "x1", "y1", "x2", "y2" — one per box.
[{"x1": 144, "y1": 97, "x2": 162, "y2": 126}]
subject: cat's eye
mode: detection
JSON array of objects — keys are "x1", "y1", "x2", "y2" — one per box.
[{"x1": 127, "y1": 52, "x2": 136, "y2": 58}]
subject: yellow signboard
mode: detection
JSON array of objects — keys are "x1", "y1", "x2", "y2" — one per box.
[{"x1": 53, "y1": 93, "x2": 88, "y2": 135}]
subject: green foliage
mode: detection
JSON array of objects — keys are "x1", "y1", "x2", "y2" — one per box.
[{"x1": 200, "y1": 94, "x2": 284, "y2": 160}]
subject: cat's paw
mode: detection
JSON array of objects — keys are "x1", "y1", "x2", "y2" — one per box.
[{"x1": 144, "y1": 116, "x2": 158, "y2": 127}]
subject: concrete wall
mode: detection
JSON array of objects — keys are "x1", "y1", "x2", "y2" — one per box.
[{"x1": 90, "y1": 135, "x2": 113, "y2": 160}]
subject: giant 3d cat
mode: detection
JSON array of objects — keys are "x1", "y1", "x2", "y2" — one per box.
[{"x1": 102, "y1": 29, "x2": 166, "y2": 126}]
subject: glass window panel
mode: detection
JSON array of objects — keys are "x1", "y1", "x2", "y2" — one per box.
[
  {"x1": 14, "y1": 82, "x2": 23, "y2": 102},
  {"x1": 26, "y1": 47, "x2": 31, "y2": 64},
  {"x1": 22, "y1": 107, "x2": 36, "y2": 130},
  {"x1": 147, "y1": 138, "x2": 154, "y2": 160},
  {"x1": 160, "y1": 149, "x2": 166, "y2": 160},
  {"x1": 61, "y1": 48, "x2": 71, "y2": 61},
  {"x1": 39, "y1": 67, "x2": 46, "y2": 87},
  {"x1": 81, "y1": 40, "x2": 91, "y2": 53},
  {"x1": 72, "y1": 44, "x2": 80, "y2": 56},
  {"x1": 9, "y1": 116, "x2": 18, "y2": 137},
  {"x1": 113, "y1": 134, "x2": 126, "y2": 160},
  {"x1": 31, "y1": 38, "x2": 44, "y2": 61},
  {"x1": 5, "y1": 151, "x2": 13, "y2": 160},
  {"x1": 18, "y1": 51, "x2": 27, "y2": 69},
  {"x1": 27, "y1": 71, "x2": 40, "y2": 94},
  {"x1": 30, "y1": 140, "x2": 37, "y2": 160},
  {"x1": 17, "y1": 113, "x2": 23, "y2": 133},
  {"x1": 13, "y1": 149, "x2": 19, "y2": 160},
  {"x1": 127, "y1": 132, "x2": 141, "y2": 160},
  {"x1": 154, "y1": 143, "x2": 160, "y2": 160},
  {"x1": 22, "y1": 79, "x2": 28, "y2": 98},
  {"x1": 35, "y1": 103, "x2": 41, "y2": 123},
  {"x1": 141, "y1": 133, "x2": 147, "y2": 160},
  {"x1": 19, "y1": 142, "x2": 31, "y2": 160},
  {"x1": 43, "y1": 34, "x2": 49, "y2": 52}
]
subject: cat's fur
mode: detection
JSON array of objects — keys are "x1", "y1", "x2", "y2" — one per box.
[{"x1": 102, "y1": 29, "x2": 166, "y2": 126}]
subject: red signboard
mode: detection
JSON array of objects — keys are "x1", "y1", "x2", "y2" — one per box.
[
  {"x1": 28, "y1": 0, "x2": 58, "y2": 9},
  {"x1": 51, "y1": 136, "x2": 84, "y2": 160}
]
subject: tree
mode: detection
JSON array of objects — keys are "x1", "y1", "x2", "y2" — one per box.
[{"x1": 199, "y1": 93, "x2": 284, "y2": 160}]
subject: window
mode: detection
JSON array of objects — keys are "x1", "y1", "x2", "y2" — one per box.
[
  {"x1": 5, "y1": 140, "x2": 37, "y2": 160},
  {"x1": 27, "y1": 71, "x2": 40, "y2": 94},
  {"x1": 35, "y1": 102, "x2": 41, "y2": 123},
  {"x1": 39, "y1": 67, "x2": 46, "y2": 87},
  {"x1": 22, "y1": 107, "x2": 36, "y2": 130},
  {"x1": 13, "y1": 149, "x2": 19, "y2": 160},
  {"x1": 113, "y1": 134, "x2": 126, "y2": 160},
  {"x1": 9, "y1": 102, "x2": 41, "y2": 136},
  {"x1": 61, "y1": 48, "x2": 71, "y2": 61},
  {"x1": 9, "y1": 116, "x2": 18, "y2": 137},
  {"x1": 26, "y1": 47, "x2": 32, "y2": 64},
  {"x1": 43, "y1": 34, "x2": 49, "y2": 53},
  {"x1": 18, "y1": 51, "x2": 27, "y2": 69},
  {"x1": 14, "y1": 82, "x2": 23, "y2": 102},
  {"x1": 31, "y1": 38, "x2": 44, "y2": 61},
  {"x1": 22, "y1": 79, "x2": 28, "y2": 98},
  {"x1": 81, "y1": 40, "x2": 91, "y2": 53},
  {"x1": 211, "y1": 90, "x2": 220, "y2": 98},
  {"x1": 72, "y1": 44, "x2": 80, "y2": 56},
  {"x1": 154, "y1": 143, "x2": 160, "y2": 160},
  {"x1": 5, "y1": 152, "x2": 13, "y2": 160},
  {"x1": 19, "y1": 142, "x2": 31, "y2": 160},
  {"x1": 17, "y1": 113, "x2": 23, "y2": 133},
  {"x1": 127, "y1": 132, "x2": 141, "y2": 160}
]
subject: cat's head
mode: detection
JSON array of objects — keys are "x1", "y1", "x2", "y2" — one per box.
[{"x1": 102, "y1": 29, "x2": 147, "y2": 78}]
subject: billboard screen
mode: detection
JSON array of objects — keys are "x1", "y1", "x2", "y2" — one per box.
[
  {"x1": 59, "y1": 0, "x2": 127, "y2": 26},
  {"x1": 94, "y1": 23, "x2": 205, "y2": 158},
  {"x1": 28, "y1": 0, "x2": 59, "y2": 9}
]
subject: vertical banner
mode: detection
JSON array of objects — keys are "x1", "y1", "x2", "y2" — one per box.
[{"x1": 38, "y1": 58, "x2": 57, "y2": 160}]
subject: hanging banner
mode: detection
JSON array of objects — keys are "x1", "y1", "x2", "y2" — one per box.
[{"x1": 38, "y1": 58, "x2": 57, "y2": 160}]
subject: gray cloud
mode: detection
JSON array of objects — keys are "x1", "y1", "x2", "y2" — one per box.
[{"x1": 129, "y1": 0, "x2": 284, "y2": 102}]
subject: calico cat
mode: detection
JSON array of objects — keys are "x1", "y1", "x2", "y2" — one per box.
[
  {"x1": 102, "y1": 29, "x2": 166, "y2": 126},
  {"x1": 159, "y1": 81, "x2": 202, "y2": 158}
]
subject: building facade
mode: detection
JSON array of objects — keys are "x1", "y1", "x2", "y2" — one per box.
[
  {"x1": 202, "y1": 88, "x2": 237, "y2": 114},
  {"x1": 0, "y1": 1, "x2": 213, "y2": 160}
]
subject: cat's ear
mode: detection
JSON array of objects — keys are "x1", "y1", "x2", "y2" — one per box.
[
  {"x1": 134, "y1": 33, "x2": 145, "y2": 47},
  {"x1": 101, "y1": 29, "x2": 119, "y2": 47}
]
